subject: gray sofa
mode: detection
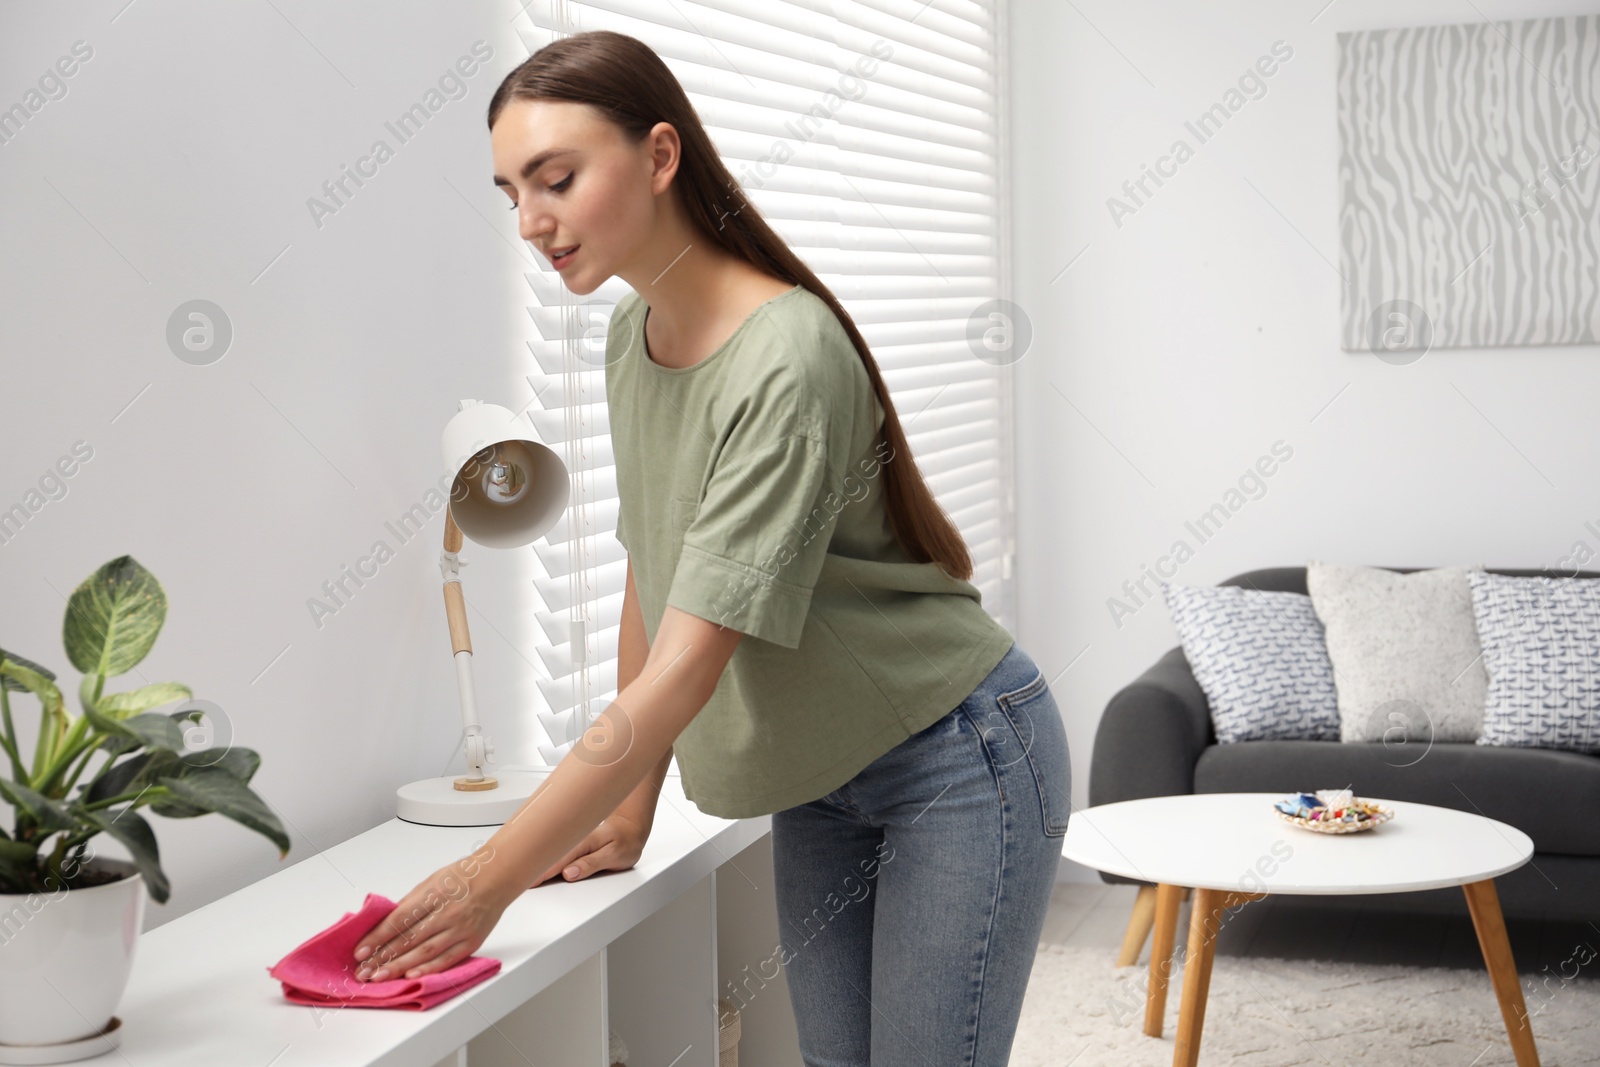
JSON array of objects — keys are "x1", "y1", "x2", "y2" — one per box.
[{"x1": 1089, "y1": 565, "x2": 1600, "y2": 923}]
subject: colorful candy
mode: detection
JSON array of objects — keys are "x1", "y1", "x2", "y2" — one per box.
[{"x1": 1273, "y1": 789, "x2": 1384, "y2": 825}]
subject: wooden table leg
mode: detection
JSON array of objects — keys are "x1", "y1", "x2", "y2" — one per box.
[
  {"x1": 1170, "y1": 889, "x2": 1263, "y2": 1067},
  {"x1": 1143, "y1": 883, "x2": 1184, "y2": 1037},
  {"x1": 1172, "y1": 888, "x2": 1224, "y2": 1067},
  {"x1": 1462, "y1": 879, "x2": 1541, "y2": 1067},
  {"x1": 1119, "y1": 884, "x2": 1159, "y2": 967}
]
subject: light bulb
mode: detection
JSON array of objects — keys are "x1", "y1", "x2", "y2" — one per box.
[{"x1": 461, "y1": 441, "x2": 535, "y2": 507}]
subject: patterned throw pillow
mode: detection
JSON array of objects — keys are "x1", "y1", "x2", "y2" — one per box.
[
  {"x1": 1161, "y1": 582, "x2": 1341, "y2": 744},
  {"x1": 1468, "y1": 572, "x2": 1600, "y2": 754}
]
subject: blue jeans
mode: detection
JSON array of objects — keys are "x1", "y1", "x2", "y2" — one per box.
[{"x1": 770, "y1": 640, "x2": 1071, "y2": 1067}]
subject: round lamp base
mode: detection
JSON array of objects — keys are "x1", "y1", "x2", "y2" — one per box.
[
  {"x1": 0, "y1": 1017, "x2": 120, "y2": 1065},
  {"x1": 395, "y1": 769, "x2": 552, "y2": 826}
]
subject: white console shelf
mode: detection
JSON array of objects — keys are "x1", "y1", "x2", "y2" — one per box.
[{"x1": 104, "y1": 775, "x2": 805, "y2": 1067}]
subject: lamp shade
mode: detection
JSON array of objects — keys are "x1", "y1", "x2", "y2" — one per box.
[{"x1": 440, "y1": 401, "x2": 569, "y2": 549}]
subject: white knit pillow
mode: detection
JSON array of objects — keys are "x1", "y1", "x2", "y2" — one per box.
[{"x1": 1306, "y1": 561, "x2": 1487, "y2": 743}]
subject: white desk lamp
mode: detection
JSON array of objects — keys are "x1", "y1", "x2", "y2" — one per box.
[{"x1": 395, "y1": 399, "x2": 572, "y2": 826}]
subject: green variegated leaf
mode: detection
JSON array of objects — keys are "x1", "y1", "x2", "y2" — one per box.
[
  {"x1": 84, "y1": 705, "x2": 186, "y2": 752},
  {"x1": 0, "y1": 659, "x2": 64, "y2": 714},
  {"x1": 172, "y1": 743, "x2": 260, "y2": 784},
  {"x1": 83, "y1": 750, "x2": 177, "y2": 805},
  {"x1": 82, "y1": 751, "x2": 150, "y2": 805},
  {"x1": 122, "y1": 712, "x2": 188, "y2": 750},
  {"x1": 97, "y1": 683, "x2": 192, "y2": 718},
  {"x1": 82, "y1": 699, "x2": 132, "y2": 741},
  {"x1": 155, "y1": 767, "x2": 289, "y2": 856},
  {"x1": 0, "y1": 648, "x2": 55, "y2": 693},
  {"x1": 97, "y1": 733, "x2": 141, "y2": 759},
  {"x1": 148, "y1": 794, "x2": 209, "y2": 818},
  {"x1": 0, "y1": 777, "x2": 78, "y2": 834},
  {"x1": 63, "y1": 556, "x2": 167, "y2": 678},
  {"x1": 83, "y1": 743, "x2": 259, "y2": 805},
  {"x1": 77, "y1": 807, "x2": 169, "y2": 904}
]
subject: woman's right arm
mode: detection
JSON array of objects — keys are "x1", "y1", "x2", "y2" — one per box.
[
  {"x1": 610, "y1": 555, "x2": 673, "y2": 832},
  {"x1": 533, "y1": 555, "x2": 669, "y2": 883}
]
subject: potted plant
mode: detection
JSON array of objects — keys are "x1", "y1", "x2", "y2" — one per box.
[{"x1": 0, "y1": 556, "x2": 289, "y2": 1060}]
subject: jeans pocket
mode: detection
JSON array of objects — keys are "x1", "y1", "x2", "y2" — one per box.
[{"x1": 994, "y1": 670, "x2": 1070, "y2": 837}]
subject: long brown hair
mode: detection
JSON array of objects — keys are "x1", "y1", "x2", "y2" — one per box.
[{"x1": 488, "y1": 29, "x2": 975, "y2": 581}]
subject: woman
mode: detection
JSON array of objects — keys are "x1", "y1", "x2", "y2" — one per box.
[{"x1": 353, "y1": 29, "x2": 1070, "y2": 1066}]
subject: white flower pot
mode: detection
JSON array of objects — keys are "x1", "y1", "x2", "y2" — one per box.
[{"x1": 0, "y1": 857, "x2": 144, "y2": 1063}]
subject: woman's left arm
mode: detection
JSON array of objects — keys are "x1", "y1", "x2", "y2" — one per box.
[{"x1": 351, "y1": 605, "x2": 743, "y2": 981}]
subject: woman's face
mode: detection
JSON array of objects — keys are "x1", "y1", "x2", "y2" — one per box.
[{"x1": 491, "y1": 98, "x2": 671, "y2": 296}]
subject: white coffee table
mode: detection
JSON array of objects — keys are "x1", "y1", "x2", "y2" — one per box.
[{"x1": 1061, "y1": 792, "x2": 1540, "y2": 1067}]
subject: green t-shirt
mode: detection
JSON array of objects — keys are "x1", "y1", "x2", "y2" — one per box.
[{"x1": 605, "y1": 283, "x2": 1015, "y2": 818}]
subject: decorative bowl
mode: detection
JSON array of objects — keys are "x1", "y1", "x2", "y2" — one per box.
[{"x1": 1272, "y1": 789, "x2": 1394, "y2": 834}]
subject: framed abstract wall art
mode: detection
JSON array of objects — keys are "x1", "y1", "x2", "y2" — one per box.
[{"x1": 1338, "y1": 15, "x2": 1599, "y2": 353}]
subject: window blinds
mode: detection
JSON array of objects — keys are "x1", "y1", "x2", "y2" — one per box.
[{"x1": 513, "y1": 0, "x2": 1015, "y2": 761}]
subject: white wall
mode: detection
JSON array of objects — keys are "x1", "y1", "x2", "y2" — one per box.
[
  {"x1": 1008, "y1": 0, "x2": 1600, "y2": 881},
  {"x1": 0, "y1": 2, "x2": 550, "y2": 926}
]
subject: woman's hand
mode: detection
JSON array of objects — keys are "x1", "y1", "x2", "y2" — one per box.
[
  {"x1": 352, "y1": 846, "x2": 511, "y2": 982},
  {"x1": 532, "y1": 813, "x2": 649, "y2": 885}
]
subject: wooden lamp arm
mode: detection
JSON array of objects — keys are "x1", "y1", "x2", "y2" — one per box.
[
  {"x1": 442, "y1": 510, "x2": 472, "y2": 656},
  {"x1": 441, "y1": 508, "x2": 494, "y2": 790}
]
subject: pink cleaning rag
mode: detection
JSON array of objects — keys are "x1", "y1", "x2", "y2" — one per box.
[{"x1": 266, "y1": 892, "x2": 501, "y2": 1010}]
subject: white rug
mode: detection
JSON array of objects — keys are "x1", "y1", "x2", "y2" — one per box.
[{"x1": 1011, "y1": 942, "x2": 1600, "y2": 1066}]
